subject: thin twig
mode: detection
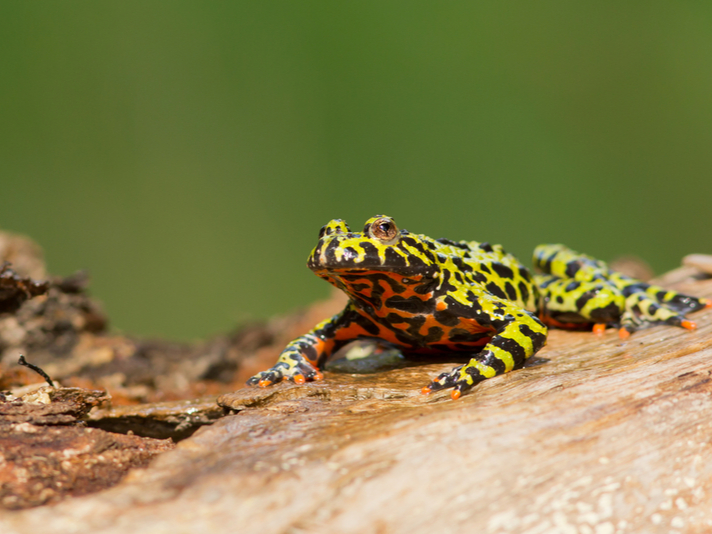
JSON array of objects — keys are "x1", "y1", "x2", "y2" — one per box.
[{"x1": 18, "y1": 355, "x2": 55, "y2": 387}]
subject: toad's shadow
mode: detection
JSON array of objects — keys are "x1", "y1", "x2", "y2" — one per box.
[{"x1": 325, "y1": 340, "x2": 550, "y2": 375}]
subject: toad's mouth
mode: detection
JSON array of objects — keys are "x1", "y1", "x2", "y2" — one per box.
[{"x1": 310, "y1": 265, "x2": 438, "y2": 278}]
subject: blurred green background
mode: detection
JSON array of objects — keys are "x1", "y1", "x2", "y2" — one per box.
[{"x1": 1, "y1": 2, "x2": 711, "y2": 341}]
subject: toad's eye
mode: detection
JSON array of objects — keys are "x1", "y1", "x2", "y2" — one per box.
[{"x1": 371, "y1": 218, "x2": 398, "y2": 241}]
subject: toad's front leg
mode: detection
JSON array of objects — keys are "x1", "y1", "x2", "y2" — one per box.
[
  {"x1": 247, "y1": 305, "x2": 367, "y2": 387},
  {"x1": 423, "y1": 309, "x2": 548, "y2": 400}
]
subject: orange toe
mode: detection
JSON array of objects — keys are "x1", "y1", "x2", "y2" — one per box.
[
  {"x1": 451, "y1": 389, "x2": 462, "y2": 401},
  {"x1": 681, "y1": 320, "x2": 697, "y2": 331},
  {"x1": 705, "y1": 299, "x2": 712, "y2": 308},
  {"x1": 258, "y1": 379, "x2": 271, "y2": 388},
  {"x1": 421, "y1": 386, "x2": 432, "y2": 395},
  {"x1": 313, "y1": 370, "x2": 324, "y2": 381},
  {"x1": 592, "y1": 323, "x2": 606, "y2": 336},
  {"x1": 618, "y1": 328, "x2": 631, "y2": 340},
  {"x1": 293, "y1": 374, "x2": 306, "y2": 385}
]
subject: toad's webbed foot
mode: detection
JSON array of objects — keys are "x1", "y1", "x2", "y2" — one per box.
[
  {"x1": 246, "y1": 350, "x2": 324, "y2": 387},
  {"x1": 421, "y1": 364, "x2": 485, "y2": 400},
  {"x1": 616, "y1": 289, "x2": 710, "y2": 339}
]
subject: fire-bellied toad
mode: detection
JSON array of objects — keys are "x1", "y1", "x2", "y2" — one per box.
[{"x1": 248, "y1": 216, "x2": 710, "y2": 399}]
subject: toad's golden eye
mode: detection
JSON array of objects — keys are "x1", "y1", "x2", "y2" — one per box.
[{"x1": 370, "y1": 218, "x2": 398, "y2": 241}]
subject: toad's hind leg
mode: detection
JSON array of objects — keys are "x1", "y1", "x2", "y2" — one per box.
[
  {"x1": 533, "y1": 244, "x2": 710, "y2": 337},
  {"x1": 611, "y1": 276, "x2": 710, "y2": 337}
]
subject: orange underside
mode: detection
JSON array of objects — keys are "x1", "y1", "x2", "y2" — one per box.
[
  {"x1": 336, "y1": 311, "x2": 494, "y2": 352},
  {"x1": 318, "y1": 271, "x2": 498, "y2": 350},
  {"x1": 539, "y1": 315, "x2": 592, "y2": 331}
]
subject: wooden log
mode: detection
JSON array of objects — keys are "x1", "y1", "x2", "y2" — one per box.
[{"x1": 1, "y1": 272, "x2": 711, "y2": 533}]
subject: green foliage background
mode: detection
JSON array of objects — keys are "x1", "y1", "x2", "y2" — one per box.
[{"x1": 1, "y1": 2, "x2": 711, "y2": 340}]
